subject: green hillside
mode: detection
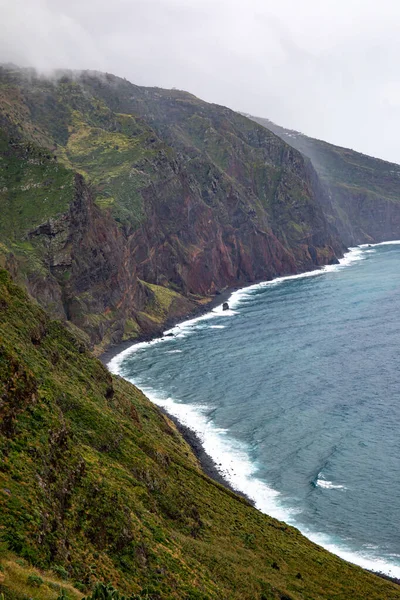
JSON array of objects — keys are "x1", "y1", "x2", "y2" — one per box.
[{"x1": 0, "y1": 268, "x2": 399, "y2": 599}]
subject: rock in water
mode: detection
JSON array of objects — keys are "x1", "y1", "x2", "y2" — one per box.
[{"x1": 222, "y1": 302, "x2": 229, "y2": 311}]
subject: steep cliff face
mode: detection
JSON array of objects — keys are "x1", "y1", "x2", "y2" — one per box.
[
  {"x1": 27, "y1": 173, "x2": 142, "y2": 348},
  {"x1": 0, "y1": 134, "x2": 196, "y2": 351},
  {"x1": 78, "y1": 72, "x2": 344, "y2": 270},
  {"x1": 129, "y1": 155, "x2": 337, "y2": 296},
  {"x1": 0, "y1": 65, "x2": 344, "y2": 349},
  {"x1": 246, "y1": 114, "x2": 400, "y2": 245}
]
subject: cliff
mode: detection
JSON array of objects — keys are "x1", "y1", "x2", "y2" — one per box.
[
  {"x1": 1, "y1": 268, "x2": 399, "y2": 599},
  {"x1": 0, "y1": 65, "x2": 343, "y2": 351},
  {"x1": 245, "y1": 115, "x2": 400, "y2": 245}
]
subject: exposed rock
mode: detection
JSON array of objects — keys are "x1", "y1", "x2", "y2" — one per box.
[
  {"x1": 25, "y1": 174, "x2": 197, "y2": 351},
  {"x1": 0, "y1": 66, "x2": 350, "y2": 352}
]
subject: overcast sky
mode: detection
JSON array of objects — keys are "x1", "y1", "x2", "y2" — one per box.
[{"x1": 2, "y1": 0, "x2": 400, "y2": 163}]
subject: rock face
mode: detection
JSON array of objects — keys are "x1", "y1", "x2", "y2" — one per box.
[
  {"x1": 0, "y1": 65, "x2": 349, "y2": 349},
  {"x1": 26, "y1": 173, "x2": 142, "y2": 347},
  {"x1": 246, "y1": 114, "x2": 400, "y2": 245},
  {"x1": 25, "y1": 174, "x2": 199, "y2": 351}
]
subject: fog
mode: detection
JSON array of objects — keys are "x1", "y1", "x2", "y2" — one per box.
[{"x1": 2, "y1": 0, "x2": 400, "y2": 162}]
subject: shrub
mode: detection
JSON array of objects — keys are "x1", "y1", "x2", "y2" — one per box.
[
  {"x1": 53, "y1": 564, "x2": 69, "y2": 580},
  {"x1": 27, "y1": 574, "x2": 44, "y2": 587}
]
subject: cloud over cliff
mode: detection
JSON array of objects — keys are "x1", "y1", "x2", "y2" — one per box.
[{"x1": 2, "y1": 0, "x2": 400, "y2": 162}]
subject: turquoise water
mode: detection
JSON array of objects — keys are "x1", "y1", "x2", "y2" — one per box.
[{"x1": 109, "y1": 242, "x2": 400, "y2": 577}]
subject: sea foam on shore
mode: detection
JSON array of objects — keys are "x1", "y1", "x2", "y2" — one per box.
[{"x1": 108, "y1": 243, "x2": 400, "y2": 579}]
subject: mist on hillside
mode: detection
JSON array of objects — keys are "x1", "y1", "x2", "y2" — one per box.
[{"x1": 2, "y1": 0, "x2": 400, "y2": 163}]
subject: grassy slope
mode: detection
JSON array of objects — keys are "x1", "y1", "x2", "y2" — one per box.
[
  {"x1": 0, "y1": 269, "x2": 399, "y2": 600},
  {"x1": 0, "y1": 69, "x2": 168, "y2": 233}
]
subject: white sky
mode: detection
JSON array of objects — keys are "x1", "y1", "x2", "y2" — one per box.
[{"x1": 2, "y1": 0, "x2": 400, "y2": 162}]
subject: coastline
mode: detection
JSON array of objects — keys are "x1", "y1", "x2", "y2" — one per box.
[
  {"x1": 99, "y1": 286, "x2": 234, "y2": 366},
  {"x1": 100, "y1": 262, "x2": 341, "y2": 522},
  {"x1": 100, "y1": 282, "x2": 253, "y2": 500},
  {"x1": 101, "y1": 246, "x2": 400, "y2": 584}
]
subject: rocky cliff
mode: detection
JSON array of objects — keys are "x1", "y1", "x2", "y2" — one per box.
[
  {"x1": 0, "y1": 65, "x2": 344, "y2": 350},
  {"x1": 0, "y1": 132, "x2": 196, "y2": 352},
  {"x1": 245, "y1": 114, "x2": 400, "y2": 245}
]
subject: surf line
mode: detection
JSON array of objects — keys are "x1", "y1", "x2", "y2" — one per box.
[
  {"x1": 107, "y1": 244, "x2": 400, "y2": 578},
  {"x1": 108, "y1": 244, "x2": 366, "y2": 372}
]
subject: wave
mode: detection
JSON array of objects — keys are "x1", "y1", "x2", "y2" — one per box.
[
  {"x1": 316, "y1": 479, "x2": 346, "y2": 490},
  {"x1": 107, "y1": 244, "x2": 400, "y2": 578},
  {"x1": 360, "y1": 240, "x2": 400, "y2": 247},
  {"x1": 112, "y1": 373, "x2": 400, "y2": 578},
  {"x1": 109, "y1": 246, "x2": 363, "y2": 373},
  {"x1": 314, "y1": 475, "x2": 347, "y2": 490},
  {"x1": 227, "y1": 246, "x2": 365, "y2": 310},
  {"x1": 119, "y1": 381, "x2": 300, "y2": 525}
]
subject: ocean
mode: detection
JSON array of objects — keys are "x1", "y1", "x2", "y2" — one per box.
[{"x1": 109, "y1": 242, "x2": 400, "y2": 578}]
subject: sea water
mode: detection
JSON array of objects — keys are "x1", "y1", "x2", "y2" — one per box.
[{"x1": 109, "y1": 242, "x2": 400, "y2": 577}]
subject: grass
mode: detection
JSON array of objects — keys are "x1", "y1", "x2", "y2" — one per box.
[
  {"x1": 0, "y1": 268, "x2": 400, "y2": 599},
  {"x1": 140, "y1": 282, "x2": 182, "y2": 323},
  {"x1": 0, "y1": 555, "x2": 83, "y2": 600},
  {"x1": 0, "y1": 132, "x2": 74, "y2": 242}
]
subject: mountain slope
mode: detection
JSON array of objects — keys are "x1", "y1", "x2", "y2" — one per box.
[
  {"x1": 245, "y1": 115, "x2": 400, "y2": 245},
  {"x1": 0, "y1": 65, "x2": 343, "y2": 350},
  {"x1": 1, "y1": 268, "x2": 400, "y2": 599}
]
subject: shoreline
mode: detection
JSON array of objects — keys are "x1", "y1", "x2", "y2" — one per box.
[
  {"x1": 99, "y1": 285, "x2": 234, "y2": 366},
  {"x1": 101, "y1": 240, "x2": 400, "y2": 366},
  {"x1": 101, "y1": 248, "x2": 400, "y2": 585},
  {"x1": 100, "y1": 282, "x2": 253, "y2": 500},
  {"x1": 157, "y1": 406, "x2": 255, "y2": 506},
  {"x1": 100, "y1": 263, "x2": 339, "y2": 529}
]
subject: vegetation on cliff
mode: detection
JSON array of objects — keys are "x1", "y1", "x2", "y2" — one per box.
[
  {"x1": 245, "y1": 115, "x2": 400, "y2": 245},
  {"x1": 1, "y1": 269, "x2": 399, "y2": 599},
  {"x1": 0, "y1": 64, "x2": 343, "y2": 352}
]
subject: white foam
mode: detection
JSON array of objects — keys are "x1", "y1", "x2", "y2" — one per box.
[
  {"x1": 227, "y1": 246, "x2": 366, "y2": 310},
  {"x1": 123, "y1": 382, "x2": 300, "y2": 524},
  {"x1": 113, "y1": 376, "x2": 400, "y2": 577},
  {"x1": 108, "y1": 243, "x2": 400, "y2": 577},
  {"x1": 304, "y1": 530, "x2": 400, "y2": 578},
  {"x1": 108, "y1": 246, "x2": 364, "y2": 373},
  {"x1": 316, "y1": 478, "x2": 347, "y2": 490},
  {"x1": 360, "y1": 240, "x2": 400, "y2": 247}
]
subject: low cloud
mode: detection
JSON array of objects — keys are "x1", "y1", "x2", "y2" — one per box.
[{"x1": 2, "y1": 0, "x2": 400, "y2": 162}]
